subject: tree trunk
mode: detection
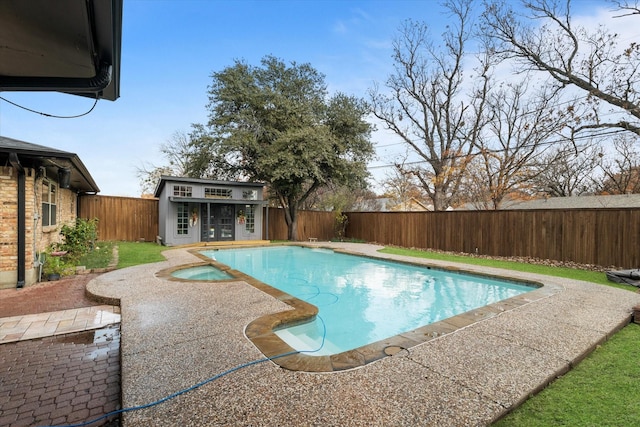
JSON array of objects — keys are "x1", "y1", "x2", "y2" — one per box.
[
  {"x1": 279, "y1": 196, "x2": 299, "y2": 241},
  {"x1": 288, "y1": 216, "x2": 298, "y2": 241},
  {"x1": 287, "y1": 204, "x2": 298, "y2": 241},
  {"x1": 432, "y1": 188, "x2": 447, "y2": 211}
]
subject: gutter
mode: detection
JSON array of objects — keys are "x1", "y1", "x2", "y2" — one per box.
[
  {"x1": 0, "y1": 63, "x2": 112, "y2": 96},
  {"x1": 8, "y1": 153, "x2": 25, "y2": 288}
]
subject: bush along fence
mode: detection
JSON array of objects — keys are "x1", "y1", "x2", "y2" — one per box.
[{"x1": 79, "y1": 195, "x2": 640, "y2": 268}]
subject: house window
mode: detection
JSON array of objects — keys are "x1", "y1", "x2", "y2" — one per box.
[
  {"x1": 173, "y1": 185, "x2": 192, "y2": 197},
  {"x1": 205, "y1": 187, "x2": 232, "y2": 199},
  {"x1": 177, "y1": 203, "x2": 189, "y2": 235},
  {"x1": 42, "y1": 180, "x2": 57, "y2": 226},
  {"x1": 245, "y1": 204, "x2": 255, "y2": 233},
  {"x1": 243, "y1": 189, "x2": 257, "y2": 200}
]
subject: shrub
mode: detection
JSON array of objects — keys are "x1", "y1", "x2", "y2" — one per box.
[
  {"x1": 333, "y1": 209, "x2": 348, "y2": 241},
  {"x1": 57, "y1": 218, "x2": 99, "y2": 261},
  {"x1": 42, "y1": 250, "x2": 75, "y2": 278}
]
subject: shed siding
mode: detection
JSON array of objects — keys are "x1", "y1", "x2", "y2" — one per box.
[{"x1": 157, "y1": 179, "x2": 264, "y2": 246}]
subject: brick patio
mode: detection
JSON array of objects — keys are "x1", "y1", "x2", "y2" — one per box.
[{"x1": 0, "y1": 274, "x2": 121, "y2": 427}]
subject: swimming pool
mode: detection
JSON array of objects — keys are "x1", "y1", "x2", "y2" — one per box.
[{"x1": 201, "y1": 246, "x2": 536, "y2": 356}]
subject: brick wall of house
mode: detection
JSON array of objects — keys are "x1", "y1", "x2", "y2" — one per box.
[
  {"x1": 0, "y1": 166, "x2": 32, "y2": 274},
  {"x1": 38, "y1": 179, "x2": 77, "y2": 252},
  {"x1": 0, "y1": 166, "x2": 77, "y2": 289}
]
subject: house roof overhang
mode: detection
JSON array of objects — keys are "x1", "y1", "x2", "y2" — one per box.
[
  {"x1": 0, "y1": 0, "x2": 122, "y2": 101},
  {"x1": 0, "y1": 136, "x2": 100, "y2": 193}
]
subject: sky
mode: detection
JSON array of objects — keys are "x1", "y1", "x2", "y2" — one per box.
[{"x1": 0, "y1": 0, "x2": 634, "y2": 197}]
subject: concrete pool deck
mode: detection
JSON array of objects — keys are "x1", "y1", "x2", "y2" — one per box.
[{"x1": 87, "y1": 243, "x2": 640, "y2": 426}]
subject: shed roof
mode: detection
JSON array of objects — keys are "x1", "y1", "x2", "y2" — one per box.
[{"x1": 154, "y1": 175, "x2": 265, "y2": 198}]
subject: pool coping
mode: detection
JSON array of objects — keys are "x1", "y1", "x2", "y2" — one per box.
[
  {"x1": 188, "y1": 243, "x2": 561, "y2": 372},
  {"x1": 156, "y1": 262, "x2": 235, "y2": 282}
]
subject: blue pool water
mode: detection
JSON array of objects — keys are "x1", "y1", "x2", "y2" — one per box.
[
  {"x1": 201, "y1": 246, "x2": 534, "y2": 356},
  {"x1": 171, "y1": 265, "x2": 232, "y2": 281}
]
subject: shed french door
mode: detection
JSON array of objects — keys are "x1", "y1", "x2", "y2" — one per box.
[{"x1": 200, "y1": 204, "x2": 234, "y2": 242}]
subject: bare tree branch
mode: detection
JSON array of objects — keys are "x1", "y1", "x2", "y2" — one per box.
[
  {"x1": 483, "y1": 0, "x2": 640, "y2": 136},
  {"x1": 610, "y1": 0, "x2": 640, "y2": 17},
  {"x1": 370, "y1": 0, "x2": 488, "y2": 210},
  {"x1": 462, "y1": 80, "x2": 566, "y2": 208}
]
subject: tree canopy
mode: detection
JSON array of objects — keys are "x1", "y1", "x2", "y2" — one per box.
[
  {"x1": 371, "y1": 0, "x2": 640, "y2": 210},
  {"x1": 199, "y1": 55, "x2": 374, "y2": 240}
]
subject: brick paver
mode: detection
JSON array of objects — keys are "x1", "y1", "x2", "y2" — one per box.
[
  {"x1": 0, "y1": 306, "x2": 121, "y2": 344},
  {"x1": 0, "y1": 275, "x2": 121, "y2": 426},
  {"x1": 0, "y1": 274, "x2": 103, "y2": 318},
  {"x1": 0, "y1": 327, "x2": 120, "y2": 427}
]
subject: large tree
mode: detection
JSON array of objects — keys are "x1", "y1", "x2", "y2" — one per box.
[
  {"x1": 370, "y1": 0, "x2": 491, "y2": 210},
  {"x1": 483, "y1": 0, "x2": 640, "y2": 137},
  {"x1": 380, "y1": 164, "x2": 429, "y2": 210},
  {"x1": 201, "y1": 56, "x2": 374, "y2": 240},
  {"x1": 530, "y1": 141, "x2": 602, "y2": 197},
  {"x1": 465, "y1": 81, "x2": 566, "y2": 208},
  {"x1": 597, "y1": 134, "x2": 640, "y2": 194}
]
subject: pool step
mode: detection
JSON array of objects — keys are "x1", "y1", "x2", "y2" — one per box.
[{"x1": 275, "y1": 326, "x2": 341, "y2": 356}]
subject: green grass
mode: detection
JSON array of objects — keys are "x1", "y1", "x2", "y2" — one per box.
[
  {"x1": 494, "y1": 323, "x2": 640, "y2": 427},
  {"x1": 379, "y1": 246, "x2": 639, "y2": 427},
  {"x1": 379, "y1": 247, "x2": 636, "y2": 291},
  {"x1": 76, "y1": 241, "x2": 115, "y2": 269},
  {"x1": 116, "y1": 241, "x2": 167, "y2": 269}
]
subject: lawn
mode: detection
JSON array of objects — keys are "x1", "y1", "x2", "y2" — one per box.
[
  {"x1": 116, "y1": 241, "x2": 167, "y2": 268},
  {"x1": 72, "y1": 241, "x2": 167, "y2": 271},
  {"x1": 494, "y1": 323, "x2": 640, "y2": 427},
  {"x1": 379, "y1": 247, "x2": 635, "y2": 291},
  {"x1": 76, "y1": 241, "x2": 115, "y2": 269},
  {"x1": 379, "y1": 246, "x2": 639, "y2": 427}
]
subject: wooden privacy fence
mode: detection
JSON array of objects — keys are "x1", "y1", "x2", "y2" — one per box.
[
  {"x1": 77, "y1": 195, "x2": 640, "y2": 268},
  {"x1": 264, "y1": 208, "x2": 335, "y2": 241},
  {"x1": 78, "y1": 195, "x2": 158, "y2": 242},
  {"x1": 346, "y1": 209, "x2": 640, "y2": 268},
  {"x1": 77, "y1": 198, "x2": 334, "y2": 243}
]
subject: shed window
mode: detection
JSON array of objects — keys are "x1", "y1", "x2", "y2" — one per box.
[
  {"x1": 173, "y1": 185, "x2": 192, "y2": 197},
  {"x1": 243, "y1": 190, "x2": 257, "y2": 200},
  {"x1": 245, "y1": 204, "x2": 255, "y2": 233},
  {"x1": 205, "y1": 188, "x2": 232, "y2": 199},
  {"x1": 42, "y1": 180, "x2": 57, "y2": 226},
  {"x1": 177, "y1": 203, "x2": 189, "y2": 235}
]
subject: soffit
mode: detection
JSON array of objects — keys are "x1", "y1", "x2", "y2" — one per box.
[{"x1": 0, "y1": 0, "x2": 122, "y2": 100}]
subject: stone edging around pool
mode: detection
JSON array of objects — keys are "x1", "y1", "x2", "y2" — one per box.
[
  {"x1": 176, "y1": 243, "x2": 561, "y2": 373},
  {"x1": 156, "y1": 262, "x2": 233, "y2": 282}
]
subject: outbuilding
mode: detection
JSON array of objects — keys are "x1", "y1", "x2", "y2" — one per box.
[{"x1": 154, "y1": 176, "x2": 267, "y2": 246}]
